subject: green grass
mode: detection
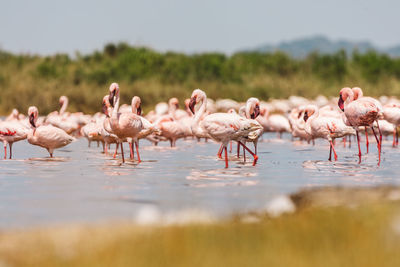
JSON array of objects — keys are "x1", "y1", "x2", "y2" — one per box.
[
  {"x1": 1, "y1": 202, "x2": 399, "y2": 267},
  {"x1": 2, "y1": 45, "x2": 400, "y2": 115}
]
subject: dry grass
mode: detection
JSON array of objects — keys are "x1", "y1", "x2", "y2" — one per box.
[{"x1": 0, "y1": 201, "x2": 399, "y2": 267}]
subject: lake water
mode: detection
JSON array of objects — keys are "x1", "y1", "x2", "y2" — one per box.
[{"x1": 0, "y1": 133, "x2": 399, "y2": 228}]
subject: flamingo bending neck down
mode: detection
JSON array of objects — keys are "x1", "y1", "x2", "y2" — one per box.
[{"x1": 338, "y1": 87, "x2": 382, "y2": 163}]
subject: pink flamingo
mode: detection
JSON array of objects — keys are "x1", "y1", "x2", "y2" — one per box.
[
  {"x1": 189, "y1": 89, "x2": 262, "y2": 168},
  {"x1": 128, "y1": 96, "x2": 160, "y2": 162},
  {"x1": 108, "y1": 83, "x2": 143, "y2": 163},
  {"x1": 101, "y1": 95, "x2": 119, "y2": 157},
  {"x1": 234, "y1": 98, "x2": 262, "y2": 161},
  {"x1": 27, "y1": 106, "x2": 74, "y2": 158},
  {"x1": 0, "y1": 120, "x2": 28, "y2": 159},
  {"x1": 303, "y1": 105, "x2": 355, "y2": 161},
  {"x1": 383, "y1": 103, "x2": 400, "y2": 147},
  {"x1": 338, "y1": 87, "x2": 382, "y2": 162},
  {"x1": 45, "y1": 96, "x2": 80, "y2": 134}
]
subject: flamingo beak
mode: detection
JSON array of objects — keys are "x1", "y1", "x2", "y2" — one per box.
[
  {"x1": 338, "y1": 94, "x2": 344, "y2": 111},
  {"x1": 303, "y1": 111, "x2": 309, "y2": 122},
  {"x1": 189, "y1": 96, "x2": 196, "y2": 114},
  {"x1": 251, "y1": 105, "x2": 260, "y2": 119},
  {"x1": 137, "y1": 105, "x2": 142, "y2": 116},
  {"x1": 29, "y1": 113, "x2": 36, "y2": 128},
  {"x1": 109, "y1": 90, "x2": 116, "y2": 107},
  {"x1": 175, "y1": 103, "x2": 179, "y2": 109}
]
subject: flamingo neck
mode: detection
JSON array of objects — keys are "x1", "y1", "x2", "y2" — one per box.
[
  {"x1": 194, "y1": 98, "x2": 207, "y2": 124},
  {"x1": 112, "y1": 91, "x2": 120, "y2": 118},
  {"x1": 60, "y1": 99, "x2": 68, "y2": 115}
]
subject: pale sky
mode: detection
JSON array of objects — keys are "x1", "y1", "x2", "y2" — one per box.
[{"x1": 1, "y1": 0, "x2": 399, "y2": 55}]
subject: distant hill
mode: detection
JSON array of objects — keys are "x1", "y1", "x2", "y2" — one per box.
[{"x1": 247, "y1": 35, "x2": 400, "y2": 58}]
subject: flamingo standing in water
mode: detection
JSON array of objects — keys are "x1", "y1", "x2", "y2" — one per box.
[
  {"x1": 303, "y1": 105, "x2": 355, "y2": 161},
  {"x1": 233, "y1": 98, "x2": 262, "y2": 161},
  {"x1": 101, "y1": 95, "x2": 120, "y2": 157},
  {"x1": 338, "y1": 87, "x2": 382, "y2": 162},
  {"x1": 0, "y1": 120, "x2": 28, "y2": 159},
  {"x1": 352, "y1": 87, "x2": 383, "y2": 153},
  {"x1": 128, "y1": 96, "x2": 160, "y2": 162},
  {"x1": 27, "y1": 106, "x2": 74, "y2": 158},
  {"x1": 108, "y1": 83, "x2": 143, "y2": 163},
  {"x1": 189, "y1": 89, "x2": 262, "y2": 168},
  {"x1": 383, "y1": 103, "x2": 400, "y2": 147}
]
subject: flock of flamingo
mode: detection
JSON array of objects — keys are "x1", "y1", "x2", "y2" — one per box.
[{"x1": 1, "y1": 83, "x2": 400, "y2": 168}]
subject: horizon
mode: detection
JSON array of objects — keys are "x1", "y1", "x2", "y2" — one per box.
[{"x1": 1, "y1": 0, "x2": 400, "y2": 56}]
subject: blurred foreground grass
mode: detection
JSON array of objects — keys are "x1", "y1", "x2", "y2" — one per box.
[{"x1": 0, "y1": 200, "x2": 399, "y2": 267}]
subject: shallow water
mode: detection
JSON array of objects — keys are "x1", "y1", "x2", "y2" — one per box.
[{"x1": 0, "y1": 133, "x2": 399, "y2": 228}]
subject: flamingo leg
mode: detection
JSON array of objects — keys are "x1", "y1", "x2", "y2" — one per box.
[
  {"x1": 88, "y1": 141, "x2": 91, "y2": 147},
  {"x1": 329, "y1": 142, "x2": 332, "y2": 161},
  {"x1": 113, "y1": 143, "x2": 119, "y2": 158},
  {"x1": 129, "y1": 142, "x2": 134, "y2": 160},
  {"x1": 9, "y1": 143, "x2": 12, "y2": 159},
  {"x1": 243, "y1": 142, "x2": 246, "y2": 163},
  {"x1": 254, "y1": 141, "x2": 258, "y2": 155},
  {"x1": 135, "y1": 141, "x2": 141, "y2": 163},
  {"x1": 329, "y1": 140, "x2": 337, "y2": 161},
  {"x1": 237, "y1": 142, "x2": 240, "y2": 158},
  {"x1": 238, "y1": 141, "x2": 258, "y2": 166},
  {"x1": 365, "y1": 127, "x2": 369, "y2": 153},
  {"x1": 217, "y1": 144, "x2": 223, "y2": 159},
  {"x1": 3, "y1": 144, "x2": 6, "y2": 159},
  {"x1": 120, "y1": 142, "x2": 125, "y2": 163},
  {"x1": 376, "y1": 120, "x2": 383, "y2": 149},
  {"x1": 356, "y1": 130, "x2": 362, "y2": 162},
  {"x1": 343, "y1": 137, "x2": 346, "y2": 148},
  {"x1": 396, "y1": 126, "x2": 399, "y2": 146},
  {"x1": 105, "y1": 142, "x2": 108, "y2": 155},
  {"x1": 371, "y1": 127, "x2": 381, "y2": 164},
  {"x1": 224, "y1": 146, "x2": 228, "y2": 168},
  {"x1": 393, "y1": 127, "x2": 396, "y2": 147}
]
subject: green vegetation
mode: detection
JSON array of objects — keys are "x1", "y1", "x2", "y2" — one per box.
[
  {"x1": 0, "y1": 202, "x2": 399, "y2": 267},
  {"x1": 1, "y1": 44, "x2": 400, "y2": 115}
]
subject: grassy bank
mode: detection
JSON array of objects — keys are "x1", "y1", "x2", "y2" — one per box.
[
  {"x1": 2, "y1": 45, "x2": 400, "y2": 115},
  {"x1": 1, "y1": 187, "x2": 400, "y2": 267}
]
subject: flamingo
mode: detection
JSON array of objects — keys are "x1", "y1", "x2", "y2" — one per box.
[
  {"x1": 128, "y1": 96, "x2": 160, "y2": 162},
  {"x1": 45, "y1": 96, "x2": 79, "y2": 134},
  {"x1": 288, "y1": 107, "x2": 313, "y2": 142},
  {"x1": 383, "y1": 103, "x2": 400, "y2": 146},
  {"x1": 352, "y1": 87, "x2": 383, "y2": 153},
  {"x1": 27, "y1": 106, "x2": 74, "y2": 158},
  {"x1": 303, "y1": 105, "x2": 355, "y2": 161},
  {"x1": 0, "y1": 120, "x2": 28, "y2": 159},
  {"x1": 235, "y1": 98, "x2": 262, "y2": 160},
  {"x1": 108, "y1": 83, "x2": 143, "y2": 163},
  {"x1": 256, "y1": 107, "x2": 291, "y2": 138},
  {"x1": 100, "y1": 95, "x2": 121, "y2": 157},
  {"x1": 338, "y1": 87, "x2": 382, "y2": 162},
  {"x1": 189, "y1": 89, "x2": 262, "y2": 168}
]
